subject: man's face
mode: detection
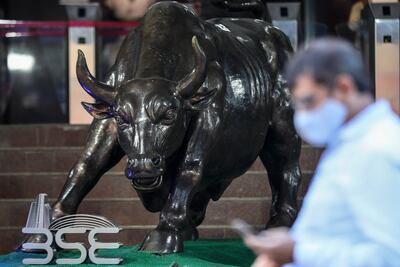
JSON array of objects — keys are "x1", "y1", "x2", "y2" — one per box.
[
  {"x1": 290, "y1": 73, "x2": 351, "y2": 146},
  {"x1": 291, "y1": 74, "x2": 331, "y2": 112}
]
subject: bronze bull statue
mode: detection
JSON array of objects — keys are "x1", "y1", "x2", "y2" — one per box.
[{"x1": 25, "y1": 1, "x2": 302, "y2": 253}]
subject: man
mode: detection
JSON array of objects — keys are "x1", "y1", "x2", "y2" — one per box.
[
  {"x1": 245, "y1": 38, "x2": 400, "y2": 267},
  {"x1": 348, "y1": 0, "x2": 368, "y2": 32},
  {"x1": 103, "y1": 0, "x2": 157, "y2": 21}
]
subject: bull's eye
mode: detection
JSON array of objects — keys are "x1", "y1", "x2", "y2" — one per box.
[{"x1": 161, "y1": 108, "x2": 177, "y2": 125}]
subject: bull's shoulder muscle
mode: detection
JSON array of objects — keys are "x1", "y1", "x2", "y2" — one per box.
[{"x1": 207, "y1": 18, "x2": 292, "y2": 73}]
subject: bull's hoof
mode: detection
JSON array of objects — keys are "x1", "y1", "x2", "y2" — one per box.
[
  {"x1": 16, "y1": 234, "x2": 50, "y2": 253},
  {"x1": 17, "y1": 205, "x2": 69, "y2": 253},
  {"x1": 266, "y1": 213, "x2": 295, "y2": 228},
  {"x1": 51, "y1": 203, "x2": 71, "y2": 221},
  {"x1": 139, "y1": 229, "x2": 183, "y2": 254},
  {"x1": 182, "y1": 226, "x2": 198, "y2": 241}
]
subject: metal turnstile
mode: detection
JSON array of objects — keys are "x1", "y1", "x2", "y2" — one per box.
[
  {"x1": 362, "y1": 3, "x2": 399, "y2": 113},
  {"x1": 266, "y1": 2, "x2": 301, "y2": 50}
]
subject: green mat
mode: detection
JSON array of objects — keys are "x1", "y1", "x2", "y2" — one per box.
[{"x1": 0, "y1": 240, "x2": 255, "y2": 267}]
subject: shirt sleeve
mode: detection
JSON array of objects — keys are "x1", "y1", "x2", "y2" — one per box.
[{"x1": 292, "y1": 150, "x2": 400, "y2": 267}]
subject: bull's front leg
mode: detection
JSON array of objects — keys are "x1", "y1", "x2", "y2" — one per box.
[
  {"x1": 52, "y1": 118, "x2": 124, "y2": 218},
  {"x1": 139, "y1": 67, "x2": 223, "y2": 253},
  {"x1": 18, "y1": 119, "x2": 124, "y2": 251},
  {"x1": 139, "y1": 162, "x2": 202, "y2": 253}
]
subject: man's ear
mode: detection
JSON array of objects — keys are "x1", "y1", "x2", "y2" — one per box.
[
  {"x1": 185, "y1": 87, "x2": 217, "y2": 111},
  {"x1": 81, "y1": 102, "x2": 113, "y2": 119},
  {"x1": 333, "y1": 74, "x2": 356, "y2": 102}
]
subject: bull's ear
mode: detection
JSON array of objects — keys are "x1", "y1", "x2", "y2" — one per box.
[
  {"x1": 81, "y1": 102, "x2": 113, "y2": 119},
  {"x1": 185, "y1": 87, "x2": 217, "y2": 111},
  {"x1": 184, "y1": 61, "x2": 224, "y2": 111}
]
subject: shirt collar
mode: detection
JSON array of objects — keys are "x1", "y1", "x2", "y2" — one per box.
[{"x1": 328, "y1": 100, "x2": 392, "y2": 147}]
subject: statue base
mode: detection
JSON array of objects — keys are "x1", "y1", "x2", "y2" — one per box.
[{"x1": 0, "y1": 239, "x2": 255, "y2": 267}]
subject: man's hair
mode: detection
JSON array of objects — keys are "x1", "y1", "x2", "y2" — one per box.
[{"x1": 285, "y1": 38, "x2": 370, "y2": 93}]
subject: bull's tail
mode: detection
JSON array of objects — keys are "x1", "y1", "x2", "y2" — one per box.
[{"x1": 210, "y1": 0, "x2": 269, "y2": 21}]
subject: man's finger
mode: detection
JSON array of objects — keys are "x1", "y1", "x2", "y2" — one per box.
[
  {"x1": 251, "y1": 255, "x2": 279, "y2": 267},
  {"x1": 244, "y1": 235, "x2": 272, "y2": 254}
]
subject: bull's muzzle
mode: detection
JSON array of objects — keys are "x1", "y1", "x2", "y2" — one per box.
[{"x1": 126, "y1": 154, "x2": 165, "y2": 191}]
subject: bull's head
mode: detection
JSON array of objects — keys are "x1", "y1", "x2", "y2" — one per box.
[{"x1": 76, "y1": 36, "x2": 216, "y2": 191}]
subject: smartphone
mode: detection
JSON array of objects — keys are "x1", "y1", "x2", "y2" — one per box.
[{"x1": 231, "y1": 218, "x2": 257, "y2": 238}]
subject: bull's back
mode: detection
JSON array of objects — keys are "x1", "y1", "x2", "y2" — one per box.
[
  {"x1": 207, "y1": 18, "x2": 291, "y2": 116},
  {"x1": 209, "y1": 19, "x2": 272, "y2": 113},
  {"x1": 200, "y1": 19, "x2": 291, "y2": 181}
]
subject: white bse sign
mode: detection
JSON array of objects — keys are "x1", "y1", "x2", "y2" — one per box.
[{"x1": 21, "y1": 194, "x2": 123, "y2": 265}]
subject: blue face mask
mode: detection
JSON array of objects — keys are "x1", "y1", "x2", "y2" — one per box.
[{"x1": 294, "y1": 99, "x2": 348, "y2": 147}]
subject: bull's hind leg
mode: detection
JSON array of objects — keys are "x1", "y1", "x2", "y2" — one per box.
[
  {"x1": 188, "y1": 190, "x2": 210, "y2": 238},
  {"x1": 188, "y1": 180, "x2": 232, "y2": 234},
  {"x1": 260, "y1": 75, "x2": 302, "y2": 228}
]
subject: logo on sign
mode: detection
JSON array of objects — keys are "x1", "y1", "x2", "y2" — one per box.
[{"x1": 21, "y1": 194, "x2": 123, "y2": 265}]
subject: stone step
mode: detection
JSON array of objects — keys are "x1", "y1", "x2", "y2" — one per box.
[
  {"x1": 0, "y1": 172, "x2": 313, "y2": 200},
  {"x1": 0, "y1": 146, "x2": 321, "y2": 173},
  {"x1": 0, "y1": 125, "x2": 89, "y2": 148},
  {"x1": 0, "y1": 198, "x2": 272, "y2": 228},
  {"x1": 0, "y1": 124, "x2": 317, "y2": 148},
  {"x1": 0, "y1": 172, "x2": 265, "y2": 199}
]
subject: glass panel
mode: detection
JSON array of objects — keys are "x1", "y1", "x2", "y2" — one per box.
[
  {"x1": 96, "y1": 21, "x2": 139, "y2": 82},
  {"x1": 0, "y1": 21, "x2": 68, "y2": 124}
]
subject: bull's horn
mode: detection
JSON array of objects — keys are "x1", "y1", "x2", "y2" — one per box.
[
  {"x1": 76, "y1": 50, "x2": 115, "y2": 104},
  {"x1": 177, "y1": 36, "x2": 207, "y2": 99}
]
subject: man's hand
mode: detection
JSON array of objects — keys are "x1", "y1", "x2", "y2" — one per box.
[
  {"x1": 244, "y1": 227, "x2": 295, "y2": 266},
  {"x1": 252, "y1": 254, "x2": 280, "y2": 267}
]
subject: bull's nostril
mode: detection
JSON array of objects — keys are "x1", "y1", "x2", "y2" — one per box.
[{"x1": 151, "y1": 156, "x2": 162, "y2": 167}]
